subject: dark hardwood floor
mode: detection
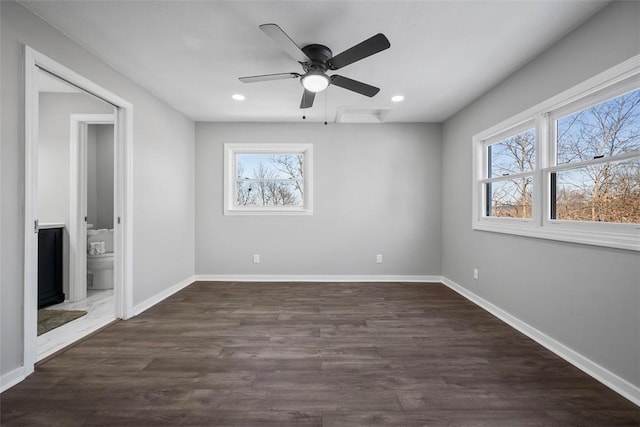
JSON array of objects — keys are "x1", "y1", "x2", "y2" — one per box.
[{"x1": 1, "y1": 281, "x2": 638, "y2": 426}]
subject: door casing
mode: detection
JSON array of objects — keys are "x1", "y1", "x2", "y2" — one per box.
[
  {"x1": 69, "y1": 115, "x2": 115, "y2": 303},
  {"x1": 24, "y1": 46, "x2": 134, "y2": 374}
]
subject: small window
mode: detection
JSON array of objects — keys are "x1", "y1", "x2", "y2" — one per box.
[
  {"x1": 482, "y1": 126, "x2": 536, "y2": 219},
  {"x1": 488, "y1": 129, "x2": 536, "y2": 177},
  {"x1": 224, "y1": 143, "x2": 313, "y2": 215}
]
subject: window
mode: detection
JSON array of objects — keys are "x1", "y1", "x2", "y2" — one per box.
[
  {"x1": 550, "y1": 88, "x2": 640, "y2": 224},
  {"x1": 473, "y1": 55, "x2": 640, "y2": 251},
  {"x1": 224, "y1": 143, "x2": 313, "y2": 215},
  {"x1": 483, "y1": 126, "x2": 536, "y2": 219}
]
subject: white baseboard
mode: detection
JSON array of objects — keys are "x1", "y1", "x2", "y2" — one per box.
[
  {"x1": 1, "y1": 366, "x2": 25, "y2": 393},
  {"x1": 194, "y1": 274, "x2": 443, "y2": 283},
  {"x1": 133, "y1": 275, "x2": 196, "y2": 316},
  {"x1": 441, "y1": 277, "x2": 640, "y2": 407}
]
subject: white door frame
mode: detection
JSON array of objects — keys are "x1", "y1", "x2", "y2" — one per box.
[
  {"x1": 69, "y1": 114, "x2": 115, "y2": 303},
  {"x1": 24, "y1": 46, "x2": 134, "y2": 375}
]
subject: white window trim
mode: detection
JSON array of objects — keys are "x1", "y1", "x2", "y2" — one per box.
[
  {"x1": 478, "y1": 119, "x2": 538, "y2": 224},
  {"x1": 224, "y1": 143, "x2": 313, "y2": 215},
  {"x1": 473, "y1": 53, "x2": 640, "y2": 252}
]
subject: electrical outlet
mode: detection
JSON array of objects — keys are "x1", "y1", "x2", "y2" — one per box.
[
  {"x1": 473, "y1": 268, "x2": 479, "y2": 280},
  {"x1": 253, "y1": 254, "x2": 260, "y2": 264},
  {"x1": 376, "y1": 254, "x2": 383, "y2": 264}
]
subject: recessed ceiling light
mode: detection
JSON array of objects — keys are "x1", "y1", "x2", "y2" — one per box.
[
  {"x1": 391, "y1": 95, "x2": 405, "y2": 103},
  {"x1": 232, "y1": 94, "x2": 246, "y2": 101}
]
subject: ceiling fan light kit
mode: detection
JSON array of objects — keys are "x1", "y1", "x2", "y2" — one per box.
[
  {"x1": 301, "y1": 71, "x2": 329, "y2": 93},
  {"x1": 239, "y1": 23, "x2": 390, "y2": 109}
]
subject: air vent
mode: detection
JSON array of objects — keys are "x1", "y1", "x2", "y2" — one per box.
[{"x1": 336, "y1": 107, "x2": 392, "y2": 123}]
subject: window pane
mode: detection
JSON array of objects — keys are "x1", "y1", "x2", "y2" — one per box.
[
  {"x1": 237, "y1": 154, "x2": 304, "y2": 180},
  {"x1": 235, "y1": 180, "x2": 303, "y2": 207},
  {"x1": 557, "y1": 88, "x2": 640, "y2": 165},
  {"x1": 487, "y1": 129, "x2": 535, "y2": 178},
  {"x1": 485, "y1": 177, "x2": 533, "y2": 218},
  {"x1": 225, "y1": 143, "x2": 312, "y2": 215},
  {"x1": 553, "y1": 159, "x2": 640, "y2": 223}
]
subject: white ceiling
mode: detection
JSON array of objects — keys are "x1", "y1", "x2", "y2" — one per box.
[{"x1": 21, "y1": 1, "x2": 608, "y2": 123}]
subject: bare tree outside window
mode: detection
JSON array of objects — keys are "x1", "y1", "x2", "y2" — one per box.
[
  {"x1": 235, "y1": 154, "x2": 304, "y2": 207},
  {"x1": 486, "y1": 129, "x2": 535, "y2": 218},
  {"x1": 474, "y1": 68, "x2": 640, "y2": 250},
  {"x1": 554, "y1": 89, "x2": 640, "y2": 223}
]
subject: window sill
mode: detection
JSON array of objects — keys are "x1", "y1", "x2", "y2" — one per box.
[
  {"x1": 224, "y1": 207, "x2": 313, "y2": 216},
  {"x1": 473, "y1": 220, "x2": 640, "y2": 252}
]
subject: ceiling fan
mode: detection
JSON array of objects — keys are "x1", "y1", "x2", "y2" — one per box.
[{"x1": 239, "y1": 24, "x2": 391, "y2": 109}]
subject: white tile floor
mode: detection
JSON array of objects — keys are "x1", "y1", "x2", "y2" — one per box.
[{"x1": 37, "y1": 289, "x2": 116, "y2": 361}]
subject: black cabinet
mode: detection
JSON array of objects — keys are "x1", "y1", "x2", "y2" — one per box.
[{"x1": 38, "y1": 227, "x2": 65, "y2": 308}]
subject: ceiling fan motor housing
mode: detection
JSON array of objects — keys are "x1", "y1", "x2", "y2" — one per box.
[{"x1": 301, "y1": 44, "x2": 333, "y2": 72}]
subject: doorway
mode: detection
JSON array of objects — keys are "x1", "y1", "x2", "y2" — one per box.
[
  {"x1": 36, "y1": 108, "x2": 117, "y2": 359},
  {"x1": 69, "y1": 116, "x2": 116, "y2": 304},
  {"x1": 24, "y1": 46, "x2": 134, "y2": 373}
]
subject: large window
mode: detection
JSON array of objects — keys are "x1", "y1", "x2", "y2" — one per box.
[
  {"x1": 224, "y1": 143, "x2": 313, "y2": 215},
  {"x1": 550, "y1": 88, "x2": 640, "y2": 224},
  {"x1": 473, "y1": 56, "x2": 640, "y2": 251}
]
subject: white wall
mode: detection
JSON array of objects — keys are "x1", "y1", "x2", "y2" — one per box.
[
  {"x1": 1, "y1": 1, "x2": 195, "y2": 379},
  {"x1": 195, "y1": 122, "x2": 442, "y2": 277},
  {"x1": 38, "y1": 93, "x2": 113, "y2": 225},
  {"x1": 442, "y1": 1, "x2": 640, "y2": 389}
]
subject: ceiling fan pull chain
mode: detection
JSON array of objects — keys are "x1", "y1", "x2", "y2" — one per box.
[{"x1": 324, "y1": 90, "x2": 328, "y2": 125}]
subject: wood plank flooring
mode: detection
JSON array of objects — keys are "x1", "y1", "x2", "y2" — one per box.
[{"x1": 1, "y1": 281, "x2": 638, "y2": 426}]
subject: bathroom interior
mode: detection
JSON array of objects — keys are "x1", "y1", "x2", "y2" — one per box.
[{"x1": 36, "y1": 70, "x2": 118, "y2": 360}]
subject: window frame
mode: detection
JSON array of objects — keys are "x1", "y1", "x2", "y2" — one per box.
[
  {"x1": 223, "y1": 143, "x2": 313, "y2": 215},
  {"x1": 473, "y1": 54, "x2": 640, "y2": 251},
  {"x1": 477, "y1": 119, "x2": 538, "y2": 224}
]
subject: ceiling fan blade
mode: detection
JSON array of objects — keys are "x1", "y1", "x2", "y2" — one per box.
[
  {"x1": 239, "y1": 72, "x2": 300, "y2": 83},
  {"x1": 330, "y1": 75, "x2": 380, "y2": 97},
  {"x1": 259, "y1": 23, "x2": 310, "y2": 63},
  {"x1": 300, "y1": 90, "x2": 316, "y2": 109},
  {"x1": 328, "y1": 33, "x2": 390, "y2": 70}
]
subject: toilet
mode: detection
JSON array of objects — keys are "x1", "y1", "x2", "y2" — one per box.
[{"x1": 87, "y1": 229, "x2": 114, "y2": 289}]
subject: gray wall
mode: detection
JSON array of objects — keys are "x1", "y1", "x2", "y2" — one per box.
[
  {"x1": 87, "y1": 125, "x2": 98, "y2": 228},
  {"x1": 87, "y1": 124, "x2": 115, "y2": 229},
  {"x1": 1, "y1": 1, "x2": 195, "y2": 378},
  {"x1": 38, "y1": 93, "x2": 113, "y2": 225},
  {"x1": 442, "y1": 1, "x2": 640, "y2": 387},
  {"x1": 195, "y1": 122, "x2": 442, "y2": 277}
]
